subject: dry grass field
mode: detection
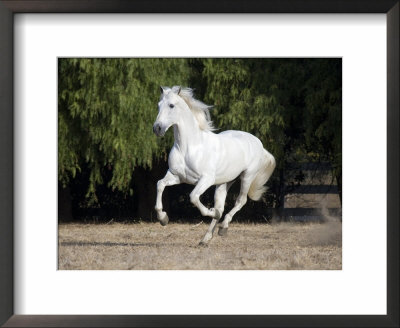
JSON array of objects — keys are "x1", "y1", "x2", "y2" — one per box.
[{"x1": 58, "y1": 220, "x2": 341, "y2": 270}]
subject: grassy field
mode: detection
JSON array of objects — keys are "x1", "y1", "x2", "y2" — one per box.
[{"x1": 58, "y1": 220, "x2": 341, "y2": 270}]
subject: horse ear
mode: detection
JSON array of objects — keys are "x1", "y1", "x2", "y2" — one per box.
[
  {"x1": 160, "y1": 86, "x2": 172, "y2": 94},
  {"x1": 172, "y1": 86, "x2": 181, "y2": 95}
]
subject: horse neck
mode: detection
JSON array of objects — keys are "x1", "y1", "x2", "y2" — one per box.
[{"x1": 173, "y1": 111, "x2": 203, "y2": 152}]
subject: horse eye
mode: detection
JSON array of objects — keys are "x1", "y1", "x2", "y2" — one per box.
[{"x1": 169, "y1": 104, "x2": 174, "y2": 108}]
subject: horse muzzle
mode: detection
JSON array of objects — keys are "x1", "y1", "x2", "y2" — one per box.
[{"x1": 153, "y1": 123, "x2": 165, "y2": 137}]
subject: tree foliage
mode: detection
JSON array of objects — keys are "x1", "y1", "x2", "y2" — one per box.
[{"x1": 200, "y1": 59, "x2": 341, "y2": 168}]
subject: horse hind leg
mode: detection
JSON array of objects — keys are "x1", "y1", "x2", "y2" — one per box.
[
  {"x1": 218, "y1": 174, "x2": 253, "y2": 236},
  {"x1": 199, "y1": 181, "x2": 233, "y2": 245}
]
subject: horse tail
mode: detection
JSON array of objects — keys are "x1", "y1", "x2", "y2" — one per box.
[{"x1": 248, "y1": 149, "x2": 276, "y2": 201}]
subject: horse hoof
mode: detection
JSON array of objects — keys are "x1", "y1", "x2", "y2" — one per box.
[
  {"x1": 198, "y1": 241, "x2": 208, "y2": 247},
  {"x1": 218, "y1": 227, "x2": 228, "y2": 236},
  {"x1": 159, "y1": 214, "x2": 169, "y2": 226}
]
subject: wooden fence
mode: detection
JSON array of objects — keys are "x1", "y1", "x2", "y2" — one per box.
[{"x1": 273, "y1": 162, "x2": 342, "y2": 222}]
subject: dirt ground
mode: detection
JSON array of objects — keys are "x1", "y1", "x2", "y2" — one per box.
[{"x1": 58, "y1": 220, "x2": 342, "y2": 270}]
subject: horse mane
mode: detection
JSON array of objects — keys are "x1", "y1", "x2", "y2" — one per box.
[{"x1": 176, "y1": 87, "x2": 216, "y2": 132}]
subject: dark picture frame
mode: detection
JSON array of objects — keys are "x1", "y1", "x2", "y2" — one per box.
[{"x1": 0, "y1": 1, "x2": 398, "y2": 327}]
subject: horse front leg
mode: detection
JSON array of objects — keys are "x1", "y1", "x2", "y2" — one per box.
[
  {"x1": 199, "y1": 181, "x2": 234, "y2": 245},
  {"x1": 190, "y1": 175, "x2": 222, "y2": 246},
  {"x1": 190, "y1": 175, "x2": 216, "y2": 220},
  {"x1": 155, "y1": 170, "x2": 180, "y2": 226}
]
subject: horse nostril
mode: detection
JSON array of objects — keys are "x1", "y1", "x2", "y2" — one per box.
[{"x1": 153, "y1": 124, "x2": 162, "y2": 135}]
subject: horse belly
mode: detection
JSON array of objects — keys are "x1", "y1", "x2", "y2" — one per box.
[
  {"x1": 214, "y1": 141, "x2": 247, "y2": 184},
  {"x1": 215, "y1": 162, "x2": 244, "y2": 184}
]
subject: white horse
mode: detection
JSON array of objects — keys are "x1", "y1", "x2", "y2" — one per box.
[{"x1": 153, "y1": 86, "x2": 276, "y2": 245}]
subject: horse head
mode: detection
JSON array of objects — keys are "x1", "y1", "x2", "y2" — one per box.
[{"x1": 153, "y1": 86, "x2": 185, "y2": 137}]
